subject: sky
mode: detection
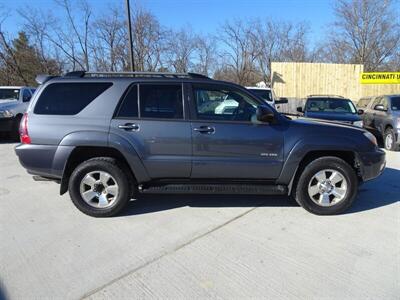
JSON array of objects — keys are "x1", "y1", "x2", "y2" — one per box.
[{"x1": 3, "y1": 0, "x2": 338, "y2": 46}]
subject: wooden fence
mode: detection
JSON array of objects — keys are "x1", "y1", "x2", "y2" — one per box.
[{"x1": 271, "y1": 62, "x2": 400, "y2": 102}]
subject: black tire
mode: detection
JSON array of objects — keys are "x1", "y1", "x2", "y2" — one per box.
[
  {"x1": 68, "y1": 157, "x2": 132, "y2": 217},
  {"x1": 294, "y1": 156, "x2": 358, "y2": 215},
  {"x1": 384, "y1": 127, "x2": 398, "y2": 151}
]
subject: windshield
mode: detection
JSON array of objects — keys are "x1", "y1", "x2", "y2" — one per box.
[
  {"x1": 248, "y1": 89, "x2": 272, "y2": 102},
  {"x1": 391, "y1": 97, "x2": 400, "y2": 111},
  {"x1": 0, "y1": 89, "x2": 20, "y2": 101},
  {"x1": 306, "y1": 98, "x2": 356, "y2": 114}
]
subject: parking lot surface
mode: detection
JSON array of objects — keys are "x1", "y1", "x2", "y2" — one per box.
[{"x1": 0, "y1": 141, "x2": 399, "y2": 299}]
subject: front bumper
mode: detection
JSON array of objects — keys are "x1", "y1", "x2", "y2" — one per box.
[
  {"x1": 0, "y1": 117, "x2": 15, "y2": 132},
  {"x1": 357, "y1": 148, "x2": 386, "y2": 182}
]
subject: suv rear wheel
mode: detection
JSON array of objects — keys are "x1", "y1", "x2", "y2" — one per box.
[
  {"x1": 294, "y1": 156, "x2": 358, "y2": 215},
  {"x1": 69, "y1": 157, "x2": 132, "y2": 217}
]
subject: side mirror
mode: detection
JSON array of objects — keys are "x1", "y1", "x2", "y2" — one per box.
[
  {"x1": 357, "y1": 109, "x2": 364, "y2": 115},
  {"x1": 256, "y1": 105, "x2": 275, "y2": 123},
  {"x1": 275, "y1": 98, "x2": 288, "y2": 104},
  {"x1": 374, "y1": 104, "x2": 385, "y2": 111},
  {"x1": 296, "y1": 106, "x2": 303, "y2": 113}
]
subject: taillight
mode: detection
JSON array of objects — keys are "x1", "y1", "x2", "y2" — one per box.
[{"x1": 19, "y1": 113, "x2": 31, "y2": 144}]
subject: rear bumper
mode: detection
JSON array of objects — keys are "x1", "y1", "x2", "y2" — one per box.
[
  {"x1": 357, "y1": 148, "x2": 386, "y2": 182},
  {"x1": 14, "y1": 144, "x2": 74, "y2": 179},
  {"x1": 0, "y1": 117, "x2": 15, "y2": 132}
]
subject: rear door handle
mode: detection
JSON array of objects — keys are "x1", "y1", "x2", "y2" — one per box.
[
  {"x1": 193, "y1": 126, "x2": 215, "y2": 134},
  {"x1": 118, "y1": 123, "x2": 140, "y2": 131}
]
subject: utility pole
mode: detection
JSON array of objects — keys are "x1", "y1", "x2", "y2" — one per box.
[{"x1": 125, "y1": 0, "x2": 135, "y2": 71}]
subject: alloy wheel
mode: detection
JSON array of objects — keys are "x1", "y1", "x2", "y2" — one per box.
[
  {"x1": 79, "y1": 171, "x2": 119, "y2": 208},
  {"x1": 307, "y1": 169, "x2": 348, "y2": 207}
]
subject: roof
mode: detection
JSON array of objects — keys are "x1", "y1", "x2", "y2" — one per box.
[
  {"x1": 246, "y1": 86, "x2": 271, "y2": 90},
  {"x1": 36, "y1": 71, "x2": 211, "y2": 85},
  {"x1": 0, "y1": 86, "x2": 26, "y2": 89},
  {"x1": 307, "y1": 94, "x2": 345, "y2": 99}
]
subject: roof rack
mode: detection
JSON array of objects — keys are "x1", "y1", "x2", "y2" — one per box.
[
  {"x1": 307, "y1": 94, "x2": 344, "y2": 98},
  {"x1": 63, "y1": 71, "x2": 209, "y2": 79}
]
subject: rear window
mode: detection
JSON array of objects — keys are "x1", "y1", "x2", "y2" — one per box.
[
  {"x1": 34, "y1": 82, "x2": 112, "y2": 115},
  {"x1": 116, "y1": 85, "x2": 138, "y2": 118}
]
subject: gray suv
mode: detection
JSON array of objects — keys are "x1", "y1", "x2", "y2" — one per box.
[
  {"x1": 361, "y1": 94, "x2": 400, "y2": 151},
  {"x1": 15, "y1": 71, "x2": 385, "y2": 217}
]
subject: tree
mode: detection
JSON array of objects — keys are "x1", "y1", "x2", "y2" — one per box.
[
  {"x1": 131, "y1": 6, "x2": 166, "y2": 71},
  {"x1": 193, "y1": 35, "x2": 217, "y2": 76},
  {"x1": 0, "y1": 31, "x2": 59, "y2": 85},
  {"x1": 165, "y1": 27, "x2": 198, "y2": 73},
  {"x1": 252, "y1": 20, "x2": 311, "y2": 83},
  {"x1": 91, "y1": 5, "x2": 126, "y2": 71},
  {"x1": 325, "y1": 0, "x2": 400, "y2": 71},
  {"x1": 218, "y1": 20, "x2": 260, "y2": 85}
]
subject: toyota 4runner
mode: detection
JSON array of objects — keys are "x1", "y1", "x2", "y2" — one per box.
[{"x1": 15, "y1": 71, "x2": 385, "y2": 217}]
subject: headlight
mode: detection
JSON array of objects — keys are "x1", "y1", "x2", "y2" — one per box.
[
  {"x1": 363, "y1": 131, "x2": 377, "y2": 146},
  {"x1": 0, "y1": 110, "x2": 14, "y2": 118},
  {"x1": 353, "y1": 120, "x2": 363, "y2": 127}
]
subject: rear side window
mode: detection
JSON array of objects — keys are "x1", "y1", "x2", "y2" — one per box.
[
  {"x1": 139, "y1": 84, "x2": 183, "y2": 119},
  {"x1": 116, "y1": 85, "x2": 138, "y2": 118},
  {"x1": 34, "y1": 82, "x2": 112, "y2": 115}
]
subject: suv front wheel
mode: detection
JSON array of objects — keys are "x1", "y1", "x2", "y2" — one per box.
[
  {"x1": 69, "y1": 157, "x2": 132, "y2": 217},
  {"x1": 294, "y1": 156, "x2": 358, "y2": 215},
  {"x1": 384, "y1": 127, "x2": 398, "y2": 151}
]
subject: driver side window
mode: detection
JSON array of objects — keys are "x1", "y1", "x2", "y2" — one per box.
[{"x1": 192, "y1": 85, "x2": 258, "y2": 122}]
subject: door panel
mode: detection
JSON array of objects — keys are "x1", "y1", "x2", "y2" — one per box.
[
  {"x1": 110, "y1": 119, "x2": 192, "y2": 178},
  {"x1": 110, "y1": 82, "x2": 192, "y2": 179},
  {"x1": 191, "y1": 121, "x2": 284, "y2": 179},
  {"x1": 189, "y1": 83, "x2": 284, "y2": 180}
]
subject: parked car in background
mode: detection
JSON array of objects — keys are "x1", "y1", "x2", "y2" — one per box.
[
  {"x1": 0, "y1": 86, "x2": 35, "y2": 139},
  {"x1": 297, "y1": 95, "x2": 363, "y2": 127},
  {"x1": 246, "y1": 87, "x2": 276, "y2": 107},
  {"x1": 356, "y1": 96, "x2": 373, "y2": 110},
  {"x1": 15, "y1": 71, "x2": 385, "y2": 217},
  {"x1": 362, "y1": 94, "x2": 400, "y2": 151}
]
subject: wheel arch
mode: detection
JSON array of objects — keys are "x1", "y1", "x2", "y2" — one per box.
[
  {"x1": 58, "y1": 133, "x2": 150, "y2": 195},
  {"x1": 286, "y1": 150, "x2": 359, "y2": 195}
]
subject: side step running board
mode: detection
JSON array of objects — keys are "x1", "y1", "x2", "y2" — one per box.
[{"x1": 139, "y1": 184, "x2": 287, "y2": 195}]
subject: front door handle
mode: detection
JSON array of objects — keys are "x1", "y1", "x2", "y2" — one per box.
[
  {"x1": 118, "y1": 123, "x2": 140, "y2": 131},
  {"x1": 193, "y1": 126, "x2": 215, "y2": 134}
]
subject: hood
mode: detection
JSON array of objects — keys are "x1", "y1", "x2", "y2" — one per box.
[
  {"x1": 292, "y1": 117, "x2": 365, "y2": 132},
  {"x1": 391, "y1": 110, "x2": 400, "y2": 117},
  {"x1": 0, "y1": 100, "x2": 19, "y2": 110},
  {"x1": 304, "y1": 111, "x2": 361, "y2": 123}
]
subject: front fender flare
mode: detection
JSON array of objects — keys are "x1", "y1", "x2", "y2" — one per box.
[{"x1": 277, "y1": 135, "x2": 358, "y2": 185}]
